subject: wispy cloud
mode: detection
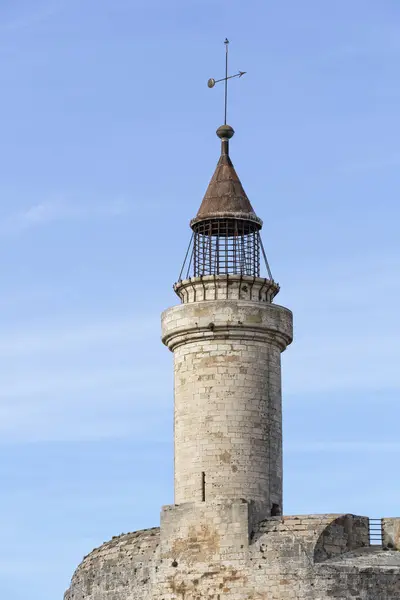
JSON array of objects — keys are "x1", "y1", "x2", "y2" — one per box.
[
  {"x1": 0, "y1": 367, "x2": 170, "y2": 443},
  {"x1": 0, "y1": 314, "x2": 157, "y2": 357},
  {"x1": 284, "y1": 332, "x2": 400, "y2": 395},
  {"x1": 0, "y1": 365, "x2": 160, "y2": 400},
  {"x1": 3, "y1": 0, "x2": 67, "y2": 31},
  {"x1": 339, "y1": 153, "x2": 400, "y2": 173},
  {"x1": 281, "y1": 256, "x2": 400, "y2": 395},
  {"x1": 0, "y1": 313, "x2": 169, "y2": 442},
  {"x1": 0, "y1": 198, "x2": 130, "y2": 235},
  {"x1": 285, "y1": 441, "x2": 400, "y2": 453}
]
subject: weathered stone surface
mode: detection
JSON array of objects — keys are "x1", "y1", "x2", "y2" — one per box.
[
  {"x1": 383, "y1": 518, "x2": 400, "y2": 550},
  {"x1": 64, "y1": 527, "x2": 160, "y2": 600},
  {"x1": 64, "y1": 233, "x2": 400, "y2": 599},
  {"x1": 173, "y1": 274, "x2": 279, "y2": 304},
  {"x1": 64, "y1": 508, "x2": 400, "y2": 599},
  {"x1": 162, "y1": 281, "x2": 292, "y2": 521}
]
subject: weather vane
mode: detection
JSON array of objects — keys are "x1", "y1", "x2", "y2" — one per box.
[{"x1": 207, "y1": 38, "x2": 246, "y2": 125}]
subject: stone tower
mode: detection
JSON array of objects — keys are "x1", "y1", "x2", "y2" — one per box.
[
  {"x1": 64, "y1": 121, "x2": 400, "y2": 600},
  {"x1": 161, "y1": 123, "x2": 292, "y2": 523}
]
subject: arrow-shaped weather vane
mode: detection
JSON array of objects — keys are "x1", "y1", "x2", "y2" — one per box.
[{"x1": 207, "y1": 38, "x2": 246, "y2": 125}]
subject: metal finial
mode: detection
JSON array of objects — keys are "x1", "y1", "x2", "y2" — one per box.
[{"x1": 207, "y1": 39, "x2": 246, "y2": 125}]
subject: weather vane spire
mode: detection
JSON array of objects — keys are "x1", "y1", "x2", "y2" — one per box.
[{"x1": 208, "y1": 38, "x2": 246, "y2": 125}]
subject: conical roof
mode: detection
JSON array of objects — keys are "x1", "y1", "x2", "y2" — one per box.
[{"x1": 190, "y1": 125, "x2": 262, "y2": 229}]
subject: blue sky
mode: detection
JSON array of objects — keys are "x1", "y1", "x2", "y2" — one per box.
[{"x1": 0, "y1": 0, "x2": 399, "y2": 598}]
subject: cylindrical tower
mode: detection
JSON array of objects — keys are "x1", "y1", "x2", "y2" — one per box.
[{"x1": 162, "y1": 125, "x2": 292, "y2": 521}]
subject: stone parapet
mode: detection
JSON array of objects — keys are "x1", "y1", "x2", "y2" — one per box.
[
  {"x1": 173, "y1": 275, "x2": 279, "y2": 304},
  {"x1": 253, "y1": 514, "x2": 369, "y2": 563}
]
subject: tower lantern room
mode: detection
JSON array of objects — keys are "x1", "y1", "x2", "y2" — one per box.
[{"x1": 178, "y1": 124, "x2": 277, "y2": 297}]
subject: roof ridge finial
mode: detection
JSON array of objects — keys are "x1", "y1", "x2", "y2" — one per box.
[{"x1": 207, "y1": 39, "x2": 246, "y2": 139}]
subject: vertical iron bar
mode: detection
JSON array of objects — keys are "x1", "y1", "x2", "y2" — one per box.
[
  {"x1": 247, "y1": 231, "x2": 251, "y2": 275},
  {"x1": 208, "y1": 221, "x2": 212, "y2": 274},
  {"x1": 178, "y1": 232, "x2": 194, "y2": 280},
  {"x1": 225, "y1": 220, "x2": 228, "y2": 274},
  {"x1": 202, "y1": 227, "x2": 207, "y2": 276},
  {"x1": 193, "y1": 232, "x2": 197, "y2": 277},
  {"x1": 253, "y1": 230, "x2": 256, "y2": 276},
  {"x1": 186, "y1": 243, "x2": 195, "y2": 280},
  {"x1": 244, "y1": 226, "x2": 247, "y2": 274},
  {"x1": 233, "y1": 220, "x2": 237, "y2": 273},
  {"x1": 216, "y1": 220, "x2": 220, "y2": 274},
  {"x1": 240, "y1": 225, "x2": 245, "y2": 274},
  {"x1": 256, "y1": 231, "x2": 260, "y2": 276},
  {"x1": 259, "y1": 234, "x2": 273, "y2": 280},
  {"x1": 245, "y1": 229, "x2": 249, "y2": 274}
]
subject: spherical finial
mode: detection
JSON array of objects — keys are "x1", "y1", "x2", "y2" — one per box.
[{"x1": 216, "y1": 124, "x2": 235, "y2": 140}]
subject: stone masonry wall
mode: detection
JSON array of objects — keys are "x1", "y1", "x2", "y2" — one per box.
[
  {"x1": 172, "y1": 338, "x2": 283, "y2": 516},
  {"x1": 382, "y1": 518, "x2": 400, "y2": 550},
  {"x1": 65, "y1": 508, "x2": 400, "y2": 600},
  {"x1": 162, "y1": 293, "x2": 293, "y2": 520},
  {"x1": 64, "y1": 528, "x2": 159, "y2": 600},
  {"x1": 155, "y1": 504, "x2": 400, "y2": 600},
  {"x1": 173, "y1": 275, "x2": 279, "y2": 304}
]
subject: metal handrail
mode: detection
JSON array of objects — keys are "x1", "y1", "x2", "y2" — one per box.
[{"x1": 369, "y1": 518, "x2": 383, "y2": 545}]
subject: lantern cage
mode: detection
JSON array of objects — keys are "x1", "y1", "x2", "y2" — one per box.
[{"x1": 178, "y1": 218, "x2": 273, "y2": 281}]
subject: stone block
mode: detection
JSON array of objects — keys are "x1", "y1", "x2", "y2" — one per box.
[{"x1": 382, "y1": 518, "x2": 400, "y2": 550}]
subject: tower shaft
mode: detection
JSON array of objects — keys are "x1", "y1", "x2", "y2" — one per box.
[{"x1": 162, "y1": 275, "x2": 292, "y2": 520}]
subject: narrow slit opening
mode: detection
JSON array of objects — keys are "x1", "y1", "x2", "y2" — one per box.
[
  {"x1": 201, "y1": 472, "x2": 206, "y2": 502},
  {"x1": 271, "y1": 503, "x2": 281, "y2": 516}
]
